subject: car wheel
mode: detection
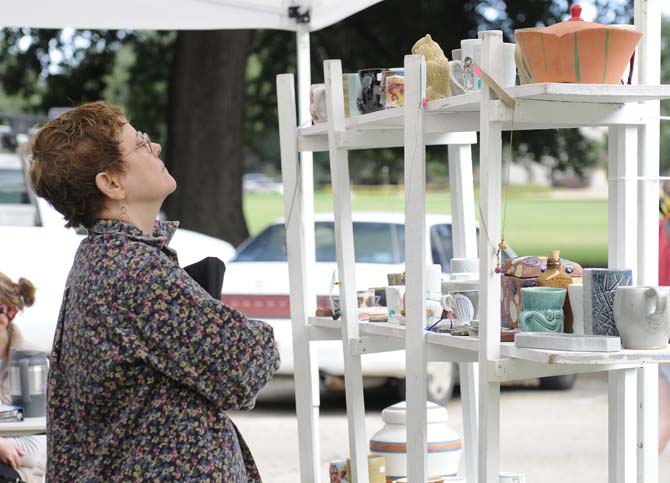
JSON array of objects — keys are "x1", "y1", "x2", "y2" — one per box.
[
  {"x1": 396, "y1": 362, "x2": 457, "y2": 405},
  {"x1": 539, "y1": 374, "x2": 577, "y2": 390},
  {"x1": 426, "y1": 362, "x2": 457, "y2": 405}
]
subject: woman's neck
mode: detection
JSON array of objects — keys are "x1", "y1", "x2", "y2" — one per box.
[{"x1": 98, "y1": 203, "x2": 159, "y2": 236}]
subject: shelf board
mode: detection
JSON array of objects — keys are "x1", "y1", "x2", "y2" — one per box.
[
  {"x1": 298, "y1": 84, "x2": 670, "y2": 144},
  {"x1": 500, "y1": 341, "x2": 670, "y2": 365},
  {"x1": 308, "y1": 316, "x2": 343, "y2": 330},
  {"x1": 504, "y1": 83, "x2": 670, "y2": 104}
]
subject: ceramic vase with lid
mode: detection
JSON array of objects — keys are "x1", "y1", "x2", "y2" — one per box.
[{"x1": 369, "y1": 401, "x2": 462, "y2": 482}]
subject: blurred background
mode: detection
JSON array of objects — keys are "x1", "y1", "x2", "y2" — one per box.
[{"x1": 0, "y1": 0, "x2": 667, "y2": 268}]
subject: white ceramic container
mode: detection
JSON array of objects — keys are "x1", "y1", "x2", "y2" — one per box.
[{"x1": 369, "y1": 401, "x2": 462, "y2": 481}]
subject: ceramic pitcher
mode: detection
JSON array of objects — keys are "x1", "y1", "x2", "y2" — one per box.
[{"x1": 613, "y1": 286, "x2": 670, "y2": 349}]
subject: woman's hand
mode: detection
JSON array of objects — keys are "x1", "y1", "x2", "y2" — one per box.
[{"x1": 0, "y1": 438, "x2": 24, "y2": 469}]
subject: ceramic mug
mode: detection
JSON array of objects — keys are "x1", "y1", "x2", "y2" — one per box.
[
  {"x1": 357, "y1": 289, "x2": 376, "y2": 308},
  {"x1": 568, "y1": 284, "x2": 584, "y2": 335},
  {"x1": 342, "y1": 73, "x2": 357, "y2": 117},
  {"x1": 583, "y1": 268, "x2": 632, "y2": 336},
  {"x1": 357, "y1": 68, "x2": 385, "y2": 114},
  {"x1": 518, "y1": 287, "x2": 567, "y2": 332},
  {"x1": 309, "y1": 83, "x2": 327, "y2": 124},
  {"x1": 441, "y1": 293, "x2": 475, "y2": 325},
  {"x1": 501, "y1": 42, "x2": 518, "y2": 87},
  {"x1": 448, "y1": 60, "x2": 466, "y2": 96},
  {"x1": 614, "y1": 286, "x2": 670, "y2": 349},
  {"x1": 347, "y1": 73, "x2": 362, "y2": 116},
  {"x1": 387, "y1": 272, "x2": 405, "y2": 286},
  {"x1": 461, "y1": 38, "x2": 482, "y2": 92},
  {"x1": 450, "y1": 257, "x2": 479, "y2": 274},
  {"x1": 380, "y1": 68, "x2": 404, "y2": 108},
  {"x1": 385, "y1": 285, "x2": 405, "y2": 324}
]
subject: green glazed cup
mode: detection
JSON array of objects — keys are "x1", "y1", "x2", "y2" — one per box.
[{"x1": 518, "y1": 287, "x2": 567, "y2": 332}]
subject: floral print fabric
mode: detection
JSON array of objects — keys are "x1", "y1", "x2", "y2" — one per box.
[{"x1": 47, "y1": 219, "x2": 280, "y2": 482}]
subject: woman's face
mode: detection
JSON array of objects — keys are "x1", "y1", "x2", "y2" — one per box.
[{"x1": 117, "y1": 123, "x2": 177, "y2": 207}]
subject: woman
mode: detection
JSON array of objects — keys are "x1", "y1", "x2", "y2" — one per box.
[
  {"x1": 0, "y1": 273, "x2": 46, "y2": 483},
  {"x1": 29, "y1": 101, "x2": 280, "y2": 481}
]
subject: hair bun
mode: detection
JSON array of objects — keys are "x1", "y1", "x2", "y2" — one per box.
[{"x1": 17, "y1": 278, "x2": 36, "y2": 307}]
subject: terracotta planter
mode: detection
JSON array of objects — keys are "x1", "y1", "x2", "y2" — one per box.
[{"x1": 515, "y1": 4, "x2": 642, "y2": 84}]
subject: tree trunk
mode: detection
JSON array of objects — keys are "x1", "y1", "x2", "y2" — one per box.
[{"x1": 165, "y1": 30, "x2": 251, "y2": 247}]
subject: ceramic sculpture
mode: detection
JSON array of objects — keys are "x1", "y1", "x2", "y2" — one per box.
[
  {"x1": 514, "y1": 4, "x2": 642, "y2": 84},
  {"x1": 411, "y1": 34, "x2": 451, "y2": 101}
]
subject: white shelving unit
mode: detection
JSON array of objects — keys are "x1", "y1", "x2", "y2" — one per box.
[{"x1": 276, "y1": 2, "x2": 670, "y2": 481}]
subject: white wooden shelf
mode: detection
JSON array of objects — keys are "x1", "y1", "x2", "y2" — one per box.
[
  {"x1": 500, "y1": 342, "x2": 670, "y2": 365},
  {"x1": 309, "y1": 314, "x2": 670, "y2": 370},
  {"x1": 299, "y1": 83, "x2": 670, "y2": 152},
  {"x1": 278, "y1": 6, "x2": 667, "y2": 480}
]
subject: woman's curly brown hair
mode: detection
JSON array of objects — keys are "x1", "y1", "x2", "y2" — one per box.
[
  {"x1": 0, "y1": 272, "x2": 36, "y2": 309},
  {"x1": 29, "y1": 101, "x2": 128, "y2": 228}
]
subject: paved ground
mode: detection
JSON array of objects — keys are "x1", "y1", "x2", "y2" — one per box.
[{"x1": 230, "y1": 373, "x2": 670, "y2": 482}]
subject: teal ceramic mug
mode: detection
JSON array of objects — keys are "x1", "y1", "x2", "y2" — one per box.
[{"x1": 518, "y1": 287, "x2": 567, "y2": 332}]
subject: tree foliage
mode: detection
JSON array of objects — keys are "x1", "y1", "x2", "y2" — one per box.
[{"x1": 0, "y1": 1, "x2": 666, "y2": 244}]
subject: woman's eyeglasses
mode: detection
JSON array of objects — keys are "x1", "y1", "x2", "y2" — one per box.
[{"x1": 122, "y1": 131, "x2": 153, "y2": 157}]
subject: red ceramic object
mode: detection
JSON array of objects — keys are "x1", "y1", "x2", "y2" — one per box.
[{"x1": 515, "y1": 3, "x2": 642, "y2": 84}]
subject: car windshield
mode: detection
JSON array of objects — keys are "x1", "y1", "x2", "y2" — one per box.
[
  {"x1": 234, "y1": 221, "x2": 456, "y2": 267},
  {"x1": 0, "y1": 167, "x2": 30, "y2": 204}
]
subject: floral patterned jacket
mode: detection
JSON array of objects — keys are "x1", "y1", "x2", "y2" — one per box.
[{"x1": 47, "y1": 219, "x2": 280, "y2": 482}]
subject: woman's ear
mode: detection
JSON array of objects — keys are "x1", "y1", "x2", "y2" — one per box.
[{"x1": 95, "y1": 171, "x2": 126, "y2": 201}]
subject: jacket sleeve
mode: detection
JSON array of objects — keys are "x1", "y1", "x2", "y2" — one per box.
[{"x1": 123, "y1": 255, "x2": 280, "y2": 410}]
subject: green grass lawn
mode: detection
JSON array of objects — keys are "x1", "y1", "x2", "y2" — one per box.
[{"x1": 243, "y1": 187, "x2": 609, "y2": 267}]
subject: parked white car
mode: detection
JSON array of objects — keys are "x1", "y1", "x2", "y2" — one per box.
[
  {"x1": 243, "y1": 173, "x2": 284, "y2": 195},
  {"x1": 0, "y1": 152, "x2": 236, "y2": 351},
  {"x1": 222, "y1": 212, "x2": 464, "y2": 403}
]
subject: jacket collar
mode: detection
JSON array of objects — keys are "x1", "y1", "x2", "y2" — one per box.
[{"x1": 89, "y1": 219, "x2": 179, "y2": 249}]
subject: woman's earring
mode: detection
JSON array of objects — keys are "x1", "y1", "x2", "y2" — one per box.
[{"x1": 121, "y1": 205, "x2": 128, "y2": 216}]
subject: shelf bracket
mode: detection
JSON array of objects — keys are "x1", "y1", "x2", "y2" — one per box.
[
  {"x1": 488, "y1": 359, "x2": 643, "y2": 382},
  {"x1": 350, "y1": 336, "x2": 405, "y2": 355}
]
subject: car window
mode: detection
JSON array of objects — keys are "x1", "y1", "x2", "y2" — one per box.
[
  {"x1": 234, "y1": 221, "x2": 405, "y2": 263},
  {"x1": 0, "y1": 168, "x2": 30, "y2": 204},
  {"x1": 430, "y1": 224, "x2": 454, "y2": 272}
]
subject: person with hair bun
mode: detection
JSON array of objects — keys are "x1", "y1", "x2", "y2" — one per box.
[
  {"x1": 0, "y1": 272, "x2": 46, "y2": 483},
  {"x1": 29, "y1": 101, "x2": 280, "y2": 482}
]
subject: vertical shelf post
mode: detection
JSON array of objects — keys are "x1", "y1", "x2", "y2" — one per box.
[
  {"x1": 323, "y1": 59, "x2": 369, "y2": 483},
  {"x1": 478, "y1": 30, "x2": 504, "y2": 483},
  {"x1": 634, "y1": 1, "x2": 662, "y2": 481},
  {"x1": 276, "y1": 73, "x2": 321, "y2": 482},
  {"x1": 448, "y1": 126, "x2": 479, "y2": 483},
  {"x1": 403, "y1": 53, "x2": 429, "y2": 483},
  {"x1": 448, "y1": 144, "x2": 479, "y2": 259}
]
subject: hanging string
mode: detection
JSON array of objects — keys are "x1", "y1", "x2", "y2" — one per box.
[{"x1": 473, "y1": 61, "x2": 516, "y2": 274}]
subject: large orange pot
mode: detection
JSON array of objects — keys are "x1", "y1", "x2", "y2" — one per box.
[{"x1": 515, "y1": 4, "x2": 642, "y2": 84}]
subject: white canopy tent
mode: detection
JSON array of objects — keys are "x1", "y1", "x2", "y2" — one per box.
[{"x1": 2, "y1": 2, "x2": 384, "y2": 481}]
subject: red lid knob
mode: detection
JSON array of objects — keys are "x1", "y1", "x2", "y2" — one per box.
[{"x1": 569, "y1": 4, "x2": 584, "y2": 21}]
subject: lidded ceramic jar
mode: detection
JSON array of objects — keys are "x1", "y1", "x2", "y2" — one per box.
[
  {"x1": 515, "y1": 3, "x2": 642, "y2": 84},
  {"x1": 369, "y1": 401, "x2": 462, "y2": 481}
]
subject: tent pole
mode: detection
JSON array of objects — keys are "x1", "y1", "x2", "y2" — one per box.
[{"x1": 295, "y1": 27, "x2": 321, "y2": 483}]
